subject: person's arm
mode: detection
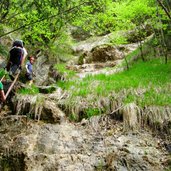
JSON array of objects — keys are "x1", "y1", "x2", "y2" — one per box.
[
  {"x1": 25, "y1": 62, "x2": 30, "y2": 73},
  {"x1": 25, "y1": 62, "x2": 32, "y2": 74},
  {"x1": 0, "y1": 90, "x2": 6, "y2": 102},
  {"x1": 23, "y1": 47, "x2": 28, "y2": 59},
  {"x1": 0, "y1": 82, "x2": 6, "y2": 102}
]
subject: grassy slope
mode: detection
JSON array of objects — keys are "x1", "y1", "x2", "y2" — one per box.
[{"x1": 57, "y1": 57, "x2": 171, "y2": 119}]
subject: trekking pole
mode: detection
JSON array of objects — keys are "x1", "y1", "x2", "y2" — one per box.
[
  {"x1": 5, "y1": 72, "x2": 20, "y2": 99},
  {"x1": 0, "y1": 75, "x2": 5, "y2": 82}
]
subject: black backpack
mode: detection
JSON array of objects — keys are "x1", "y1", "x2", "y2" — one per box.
[{"x1": 9, "y1": 47, "x2": 24, "y2": 66}]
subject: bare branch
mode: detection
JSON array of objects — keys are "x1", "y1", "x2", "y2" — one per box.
[{"x1": 156, "y1": 0, "x2": 171, "y2": 20}]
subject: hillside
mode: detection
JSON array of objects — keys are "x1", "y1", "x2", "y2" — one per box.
[{"x1": 0, "y1": 0, "x2": 171, "y2": 170}]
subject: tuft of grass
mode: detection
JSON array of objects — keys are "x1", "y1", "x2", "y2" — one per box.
[
  {"x1": 85, "y1": 108, "x2": 101, "y2": 118},
  {"x1": 18, "y1": 85, "x2": 39, "y2": 95}
]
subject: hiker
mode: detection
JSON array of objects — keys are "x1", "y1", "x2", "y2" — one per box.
[
  {"x1": 25, "y1": 56, "x2": 35, "y2": 85},
  {"x1": 6, "y1": 40, "x2": 27, "y2": 79},
  {"x1": 0, "y1": 81, "x2": 6, "y2": 102}
]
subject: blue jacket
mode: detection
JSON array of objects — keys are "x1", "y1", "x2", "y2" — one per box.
[{"x1": 25, "y1": 61, "x2": 33, "y2": 74}]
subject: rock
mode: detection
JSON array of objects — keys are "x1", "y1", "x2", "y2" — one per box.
[
  {"x1": 0, "y1": 114, "x2": 168, "y2": 171},
  {"x1": 90, "y1": 44, "x2": 124, "y2": 62},
  {"x1": 33, "y1": 55, "x2": 50, "y2": 86},
  {"x1": 12, "y1": 94, "x2": 65, "y2": 124},
  {"x1": 41, "y1": 100, "x2": 65, "y2": 123}
]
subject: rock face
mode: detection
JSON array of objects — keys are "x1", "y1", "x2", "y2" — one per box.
[
  {"x1": 90, "y1": 45, "x2": 124, "y2": 62},
  {"x1": 33, "y1": 55, "x2": 51, "y2": 86},
  {"x1": 0, "y1": 115, "x2": 168, "y2": 171}
]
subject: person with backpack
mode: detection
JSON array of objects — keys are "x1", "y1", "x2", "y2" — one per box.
[
  {"x1": 6, "y1": 40, "x2": 27, "y2": 79},
  {"x1": 25, "y1": 56, "x2": 35, "y2": 86}
]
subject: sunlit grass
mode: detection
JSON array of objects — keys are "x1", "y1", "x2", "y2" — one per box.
[{"x1": 57, "y1": 58, "x2": 171, "y2": 107}]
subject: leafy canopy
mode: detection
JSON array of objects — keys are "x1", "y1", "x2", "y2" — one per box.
[{"x1": 0, "y1": 0, "x2": 160, "y2": 52}]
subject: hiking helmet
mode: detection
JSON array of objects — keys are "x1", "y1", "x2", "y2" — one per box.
[{"x1": 12, "y1": 39, "x2": 23, "y2": 48}]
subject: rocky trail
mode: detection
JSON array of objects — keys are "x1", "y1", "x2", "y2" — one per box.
[
  {"x1": 0, "y1": 113, "x2": 169, "y2": 171},
  {"x1": 0, "y1": 35, "x2": 171, "y2": 171}
]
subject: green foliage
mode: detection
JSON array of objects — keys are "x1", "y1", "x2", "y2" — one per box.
[
  {"x1": 0, "y1": 69, "x2": 10, "y2": 79},
  {"x1": 110, "y1": 32, "x2": 128, "y2": 45},
  {"x1": 18, "y1": 85, "x2": 39, "y2": 95},
  {"x1": 85, "y1": 108, "x2": 101, "y2": 118},
  {"x1": 0, "y1": 0, "x2": 170, "y2": 64},
  {"x1": 55, "y1": 63, "x2": 76, "y2": 80},
  {"x1": 48, "y1": 31, "x2": 74, "y2": 62},
  {"x1": 113, "y1": 0, "x2": 155, "y2": 29},
  {"x1": 0, "y1": 69, "x2": 6, "y2": 78},
  {"x1": 0, "y1": 0, "x2": 157, "y2": 46}
]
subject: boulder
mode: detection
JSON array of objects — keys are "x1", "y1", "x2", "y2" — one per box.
[
  {"x1": 12, "y1": 94, "x2": 65, "y2": 124},
  {"x1": 90, "y1": 44, "x2": 124, "y2": 62}
]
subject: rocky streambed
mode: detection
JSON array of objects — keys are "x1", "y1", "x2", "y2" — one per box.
[{"x1": 0, "y1": 113, "x2": 169, "y2": 171}]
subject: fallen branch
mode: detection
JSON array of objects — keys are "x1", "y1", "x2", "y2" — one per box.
[{"x1": 109, "y1": 104, "x2": 124, "y2": 115}]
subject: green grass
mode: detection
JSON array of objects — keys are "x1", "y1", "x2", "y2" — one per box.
[
  {"x1": 85, "y1": 108, "x2": 102, "y2": 118},
  {"x1": 18, "y1": 85, "x2": 39, "y2": 95},
  {"x1": 0, "y1": 69, "x2": 6, "y2": 78},
  {"x1": 0, "y1": 69, "x2": 10, "y2": 80},
  {"x1": 57, "y1": 58, "x2": 171, "y2": 107},
  {"x1": 54, "y1": 63, "x2": 76, "y2": 79}
]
